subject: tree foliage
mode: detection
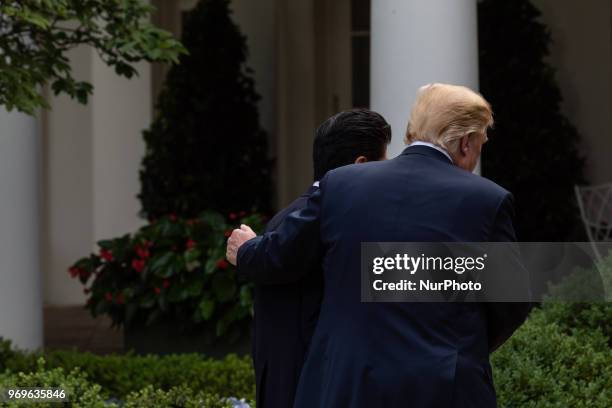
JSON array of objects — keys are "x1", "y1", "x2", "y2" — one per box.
[
  {"x1": 478, "y1": 0, "x2": 586, "y2": 241},
  {"x1": 139, "y1": 0, "x2": 273, "y2": 219},
  {"x1": 0, "y1": 0, "x2": 186, "y2": 114}
]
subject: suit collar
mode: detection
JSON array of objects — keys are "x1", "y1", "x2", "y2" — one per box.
[{"x1": 400, "y1": 144, "x2": 454, "y2": 164}]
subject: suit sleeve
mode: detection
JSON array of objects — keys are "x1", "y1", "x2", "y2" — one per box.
[
  {"x1": 236, "y1": 185, "x2": 323, "y2": 285},
  {"x1": 485, "y1": 193, "x2": 533, "y2": 353}
]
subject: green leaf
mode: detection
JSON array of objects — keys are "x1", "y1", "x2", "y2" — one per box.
[
  {"x1": 185, "y1": 248, "x2": 201, "y2": 264},
  {"x1": 199, "y1": 299, "x2": 215, "y2": 321},
  {"x1": 97, "y1": 240, "x2": 114, "y2": 250},
  {"x1": 239, "y1": 285, "x2": 253, "y2": 308},
  {"x1": 21, "y1": 12, "x2": 51, "y2": 29},
  {"x1": 204, "y1": 258, "x2": 218, "y2": 275},
  {"x1": 149, "y1": 252, "x2": 178, "y2": 278}
]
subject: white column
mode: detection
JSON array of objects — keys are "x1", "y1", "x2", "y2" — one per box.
[
  {"x1": 0, "y1": 109, "x2": 43, "y2": 350},
  {"x1": 371, "y1": 0, "x2": 479, "y2": 158}
]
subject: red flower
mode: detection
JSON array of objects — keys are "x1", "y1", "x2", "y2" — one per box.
[
  {"x1": 224, "y1": 230, "x2": 232, "y2": 238},
  {"x1": 169, "y1": 213, "x2": 177, "y2": 222},
  {"x1": 186, "y1": 238, "x2": 196, "y2": 250},
  {"x1": 229, "y1": 212, "x2": 237, "y2": 220},
  {"x1": 68, "y1": 266, "x2": 80, "y2": 278},
  {"x1": 239, "y1": 211, "x2": 247, "y2": 217},
  {"x1": 79, "y1": 269, "x2": 90, "y2": 279},
  {"x1": 135, "y1": 244, "x2": 150, "y2": 259},
  {"x1": 116, "y1": 293, "x2": 125, "y2": 305},
  {"x1": 132, "y1": 258, "x2": 145, "y2": 273},
  {"x1": 216, "y1": 259, "x2": 229, "y2": 270},
  {"x1": 186, "y1": 219, "x2": 196, "y2": 226},
  {"x1": 163, "y1": 279, "x2": 170, "y2": 289},
  {"x1": 154, "y1": 287, "x2": 161, "y2": 295},
  {"x1": 100, "y1": 249, "x2": 113, "y2": 261},
  {"x1": 104, "y1": 292, "x2": 113, "y2": 302}
]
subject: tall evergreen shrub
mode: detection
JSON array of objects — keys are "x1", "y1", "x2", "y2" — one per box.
[
  {"x1": 478, "y1": 0, "x2": 586, "y2": 240},
  {"x1": 139, "y1": 0, "x2": 273, "y2": 219}
]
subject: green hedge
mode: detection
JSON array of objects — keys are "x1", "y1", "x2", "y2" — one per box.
[
  {"x1": 492, "y1": 303, "x2": 611, "y2": 407},
  {"x1": 0, "y1": 302, "x2": 609, "y2": 407},
  {"x1": 0, "y1": 345, "x2": 254, "y2": 403},
  {"x1": 0, "y1": 360, "x2": 239, "y2": 407}
]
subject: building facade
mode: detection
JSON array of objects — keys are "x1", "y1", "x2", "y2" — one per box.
[{"x1": 1, "y1": 0, "x2": 611, "y2": 349}]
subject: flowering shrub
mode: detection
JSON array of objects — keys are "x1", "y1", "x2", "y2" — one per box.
[{"x1": 69, "y1": 211, "x2": 265, "y2": 343}]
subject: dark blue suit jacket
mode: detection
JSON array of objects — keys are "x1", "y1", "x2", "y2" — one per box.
[
  {"x1": 238, "y1": 145, "x2": 530, "y2": 408},
  {"x1": 252, "y1": 186, "x2": 323, "y2": 408}
]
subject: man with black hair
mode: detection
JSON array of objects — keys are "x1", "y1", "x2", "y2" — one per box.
[{"x1": 251, "y1": 109, "x2": 391, "y2": 408}]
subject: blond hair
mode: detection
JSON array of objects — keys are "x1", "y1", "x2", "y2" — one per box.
[{"x1": 406, "y1": 83, "x2": 493, "y2": 152}]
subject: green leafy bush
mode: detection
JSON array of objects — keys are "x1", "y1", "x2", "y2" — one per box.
[
  {"x1": 68, "y1": 211, "x2": 264, "y2": 343},
  {"x1": 123, "y1": 386, "x2": 239, "y2": 408},
  {"x1": 0, "y1": 342, "x2": 254, "y2": 401},
  {"x1": 0, "y1": 358, "x2": 246, "y2": 407},
  {"x1": 493, "y1": 303, "x2": 612, "y2": 407},
  {"x1": 0, "y1": 359, "x2": 109, "y2": 407}
]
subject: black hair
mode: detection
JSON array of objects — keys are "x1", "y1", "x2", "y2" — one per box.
[{"x1": 313, "y1": 109, "x2": 391, "y2": 181}]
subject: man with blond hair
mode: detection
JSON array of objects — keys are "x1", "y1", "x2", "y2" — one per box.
[{"x1": 227, "y1": 83, "x2": 530, "y2": 407}]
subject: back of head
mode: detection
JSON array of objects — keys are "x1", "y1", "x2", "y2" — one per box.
[
  {"x1": 406, "y1": 83, "x2": 493, "y2": 153},
  {"x1": 313, "y1": 109, "x2": 392, "y2": 181}
]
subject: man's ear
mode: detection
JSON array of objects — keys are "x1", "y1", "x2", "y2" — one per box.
[
  {"x1": 354, "y1": 155, "x2": 368, "y2": 164},
  {"x1": 459, "y1": 134, "x2": 471, "y2": 156}
]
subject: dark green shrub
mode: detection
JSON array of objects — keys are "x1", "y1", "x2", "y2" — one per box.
[
  {"x1": 478, "y1": 0, "x2": 586, "y2": 241},
  {"x1": 139, "y1": 0, "x2": 273, "y2": 219}
]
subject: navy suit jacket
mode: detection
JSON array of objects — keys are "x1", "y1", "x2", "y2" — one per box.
[
  {"x1": 238, "y1": 145, "x2": 531, "y2": 408},
  {"x1": 251, "y1": 186, "x2": 323, "y2": 408}
]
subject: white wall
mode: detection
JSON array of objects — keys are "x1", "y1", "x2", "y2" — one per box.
[
  {"x1": 43, "y1": 46, "x2": 94, "y2": 306},
  {"x1": 43, "y1": 46, "x2": 150, "y2": 305},
  {"x1": 533, "y1": 0, "x2": 612, "y2": 184},
  {"x1": 91, "y1": 57, "x2": 149, "y2": 241},
  {"x1": 231, "y1": 0, "x2": 277, "y2": 138}
]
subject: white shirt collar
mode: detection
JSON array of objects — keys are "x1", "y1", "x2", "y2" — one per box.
[
  {"x1": 408, "y1": 141, "x2": 453, "y2": 163},
  {"x1": 313, "y1": 181, "x2": 320, "y2": 187}
]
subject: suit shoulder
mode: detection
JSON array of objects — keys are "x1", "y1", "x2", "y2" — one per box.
[
  {"x1": 323, "y1": 160, "x2": 391, "y2": 184},
  {"x1": 266, "y1": 195, "x2": 309, "y2": 232},
  {"x1": 455, "y1": 169, "x2": 512, "y2": 205}
]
